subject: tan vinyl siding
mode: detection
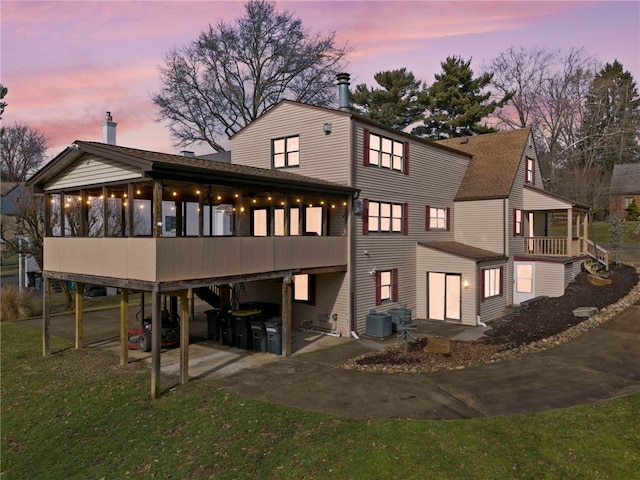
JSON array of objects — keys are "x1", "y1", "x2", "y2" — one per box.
[
  {"x1": 231, "y1": 103, "x2": 352, "y2": 185},
  {"x1": 565, "y1": 261, "x2": 581, "y2": 288},
  {"x1": 415, "y1": 245, "x2": 477, "y2": 325},
  {"x1": 45, "y1": 155, "x2": 142, "y2": 191},
  {"x1": 353, "y1": 122, "x2": 470, "y2": 332},
  {"x1": 454, "y1": 199, "x2": 504, "y2": 253},
  {"x1": 523, "y1": 188, "x2": 572, "y2": 210},
  {"x1": 534, "y1": 261, "x2": 565, "y2": 297},
  {"x1": 239, "y1": 272, "x2": 350, "y2": 333}
]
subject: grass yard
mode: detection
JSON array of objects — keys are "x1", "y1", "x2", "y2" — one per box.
[
  {"x1": 548, "y1": 220, "x2": 639, "y2": 244},
  {"x1": 2, "y1": 322, "x2": 639, "y2": 479}
]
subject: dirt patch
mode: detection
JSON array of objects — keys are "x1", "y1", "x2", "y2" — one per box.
[{"x1": 345, "y1": 264, "x2": 639, "y2": 374}]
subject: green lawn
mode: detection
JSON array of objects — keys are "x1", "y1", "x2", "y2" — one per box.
[
  {"x1": 2, "y1": 322, "x2": 639, "y2": 479},
  {"x1": 549, "y1": 221, "x2": 639, "y2": 244}
]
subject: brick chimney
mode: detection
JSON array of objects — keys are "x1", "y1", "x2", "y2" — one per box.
[{"x1": 102, "y1": 111, "x2": 117, "y2": 145}]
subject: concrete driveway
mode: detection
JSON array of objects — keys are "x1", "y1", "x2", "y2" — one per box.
[{"x1": 17, "y1": 296, "x2": 640, "y2": 420}]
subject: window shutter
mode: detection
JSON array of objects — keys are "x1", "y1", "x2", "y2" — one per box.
[
  {"x1": 425, "y1": 205, "x2": 430, "y2": 231},
  {"x1": 363, "y1": 129, "x2": 370, "y2": 166},
  {"x1": 512, "y1": 209, "x2": 517, "y2": 236},
  {"x1": 375, "y1": 270, "x2": 382, "y2": 306},
  {"x1": 481, "y1": 269, "x2": 486, "y2": 301},
  {"x1": 403, "y1": 203, "x2": 409, "y2": 235},
  {"x1": 362, "y1": 198, "x2": 369, "y2": 236},
  {"x1": 309, "y1": 274, "x2": 317, "y2": 306},
  {"x1": 403, "y1": 141, "x2": 409, "y2": 175},
  {"x1": 499, "y1": 267, "x2": 504, "y2": 297},
  {"x1": 392, "y1": 268, "x2": 399, "y2": 302},
  {"x1": 446, "y1": 207, "x2": 451, "y2": 231}
]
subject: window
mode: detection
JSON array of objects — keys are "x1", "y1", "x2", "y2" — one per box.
[
  {"x1": 525, "y1": 157, "x2": 535, "y2": 184},
  {"x1": 375, "y1": 269, "x2": 398, "y2": 305},
  {"x1": 293, "y1": 274, "x2": 315, "y2": 304},
  {"x1": 251, "y1": 208, "x2": 268, "y2": 237},
  {"x1": 483, "y1": 267, "x2": 503, "y2": 299},
  {"x1": 364, "y1": 130, "x2": 408, "y2": 173},
  {"x1": 624, "y1": 197, "x2": 634, "y2": 208},
  {"x1": 272, "y1": 136, "x2": 300, "y2": 168},
  {"x1": 426, "y1": 206, "x2": 449, "y2": 231},
  {"x1": 515, "y1": 264, "x2": 533, "y2": 293},
  {"x1": 365, "y1": 200, "x2": 406, "y2": 233},
  {"x1": 513, "y1": 209, "x2": 523, "y2": 236},
  {"x1": 164, "y1": 215, "x2": 176, "y2": 232},
  {"x1": 427, "y1": 272, "x2": 461, "y2": 321}
]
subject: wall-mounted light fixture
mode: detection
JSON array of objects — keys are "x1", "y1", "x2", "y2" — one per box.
[
  {"x1": 323, "y1": 123, "x2": 332, "y2": 134},
  {"x1": 463, "y1": 279, "x2": 471, "y2": 289}
]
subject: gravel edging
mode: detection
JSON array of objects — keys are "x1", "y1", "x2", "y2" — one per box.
[{"x1": 342, "y1": 266, "x2": 640, "y2": 375}]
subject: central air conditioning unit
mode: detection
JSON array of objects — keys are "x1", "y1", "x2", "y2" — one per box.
[{"x1": 365, "y1": 311, "x2": 392, "y2": 338}]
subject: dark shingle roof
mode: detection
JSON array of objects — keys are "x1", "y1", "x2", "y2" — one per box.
[
  {"x1": 436, "y1": 129, "x2": 531, "y2": 201},
  {"x1": 29, "y1": 141, "x2": 356, "y2": 196},
  {"x1": 418, "y1": 241, "x2": 506, "y2": 262},
  {"x1": 610, "y1": 163, "x2": 640, "y2": 195}
]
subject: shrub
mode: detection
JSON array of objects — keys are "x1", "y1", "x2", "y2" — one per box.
[
  {"x1": 0, "y1": 285, "x2": 32, "y2": 321},
  {"x1": 625, "y1": 199, "x2": 640, "y2": 221}
]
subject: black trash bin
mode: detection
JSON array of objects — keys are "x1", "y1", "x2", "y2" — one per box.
[
  {"x1": 265, "y1": 317, "x2": 282, "y2": 355},
  {"x1": 250, "y1": 318, "x2": 267, "y2": 352},
  {"x1": 205, "y1": 308, "x2": 221, "y2": 342},
  {"x1": 220, "y1": 312, "x2": 236, "y2": 347},
  {"x1": 232, "y1": 310, "x2": 261, "y2": 350}
]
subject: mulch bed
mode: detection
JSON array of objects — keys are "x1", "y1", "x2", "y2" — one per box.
[{"x1": 347, "y1": 264, "x2": 639, "y2": 373}]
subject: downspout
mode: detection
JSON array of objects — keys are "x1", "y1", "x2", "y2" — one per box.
[{"x1": 348, "y1": 116, "x2": 357, "y2": 339}]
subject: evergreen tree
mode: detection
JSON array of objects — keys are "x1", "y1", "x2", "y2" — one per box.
[
  {"x1": 578, "y1": 60, "x2": 640, "y2": 172},
  {"x1": 413, "y1": 56, "x2": 511, "y2": 140},
  {"x1": 350, "y1": 68, "x2": 429, "y2": 131}
]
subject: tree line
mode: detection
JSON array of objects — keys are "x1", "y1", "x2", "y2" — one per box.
[{"x1": 2, "y1": 0, "x2": 639, "y2": 245}]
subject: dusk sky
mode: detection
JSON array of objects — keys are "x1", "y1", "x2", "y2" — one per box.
[{"x1": 2, "y1": 0, "x2": 639, "y2": 159}]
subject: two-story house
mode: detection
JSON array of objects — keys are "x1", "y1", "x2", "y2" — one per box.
[{"x1": 29, "y1": 74, "x2": 607, "y2": 397}]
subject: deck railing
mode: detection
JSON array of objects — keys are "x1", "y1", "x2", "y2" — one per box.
[
  {"x1": 523, "y1": 236, "x2": 567, "y2": 256},
  {"x1": 585, "y1": 239, "x2": 610, "y2": 270}
]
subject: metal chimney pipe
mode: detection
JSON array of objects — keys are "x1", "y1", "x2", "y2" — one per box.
[
  {"x1": 337, "y1": 73, "x2": 350, "y2": 112},
  {"x1": 102, "y1": 111, "x2": 117, "y2": 145}
]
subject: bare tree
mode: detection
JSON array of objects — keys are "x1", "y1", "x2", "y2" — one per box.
[
  {"x1": 1, "y1": 123, "x2": 48, "y2": 181},
  {"x1": 0, "y1": 84, "x2": 7, "y2": 122},
  {"x1": 484, "y1": 46, "x2": 556, "y2": 130},
  {"x1": 152, "y1": 0, "x2": 349, "y2": 152}
]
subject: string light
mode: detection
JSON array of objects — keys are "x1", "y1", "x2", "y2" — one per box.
[{"x1": 136, "y1": 189, "x2": 141, "y2": 195}]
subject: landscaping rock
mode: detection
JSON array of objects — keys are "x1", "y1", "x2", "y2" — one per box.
[
  {"x1": 572, "y1": 307, "x2": 598, "y2": 318},
  {"x1": 588, "y1": 274, "x2": 612, "y2": 286}
]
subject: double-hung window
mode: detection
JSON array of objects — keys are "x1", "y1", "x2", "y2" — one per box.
[
  {"x1": 525, "y1": 157, "x2": 535, "y2": 184},
  {"x1": 513, "y1": 209, "x2": 523, "y2": 236},
  {"x1": 375, "y1": 268, "x2": 398, "y2": 305},
  {"x1": 273, "y1": 136, "x2": 300, "y2": 168},
  {"x1": 483, "y1": 267, "x2": 503, "y2": 299}
]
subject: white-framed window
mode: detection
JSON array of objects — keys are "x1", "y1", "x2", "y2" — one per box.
[
  {"x1": 369, "y1": 133, "x2": 404, "y2": 172},
  {"x1": 514, "y1": 209, "x2": 523, "y2": 236},
  {"x1": 515, "y1": 264, "x2": 533, "y2": 293},
  {"x1": 483, "y1": 267, "x2": 503, "y2": 299},
  {"x1": 273, "y1": 135, "x2": 300, "y2": 168},
  {"x1": 429, "y1": 207, "x2": 448, "y2": 230},
  {"x1": 368, "y1": 201, "x2": 403, "y2": 233},
  {"x1": 624, "y1": 197, "x2": 634, "y2": 208},
  {"x1": 525, "y1": 157, "x2": 535, "y2": 184},
  {"x1": 251, "y1": 208, "x2": 268, "y2": 237},
  {"x1": 380, "y1": 270, "x2": 392, "y2": 302}
]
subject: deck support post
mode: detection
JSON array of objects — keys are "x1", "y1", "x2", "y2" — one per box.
[
  {"x1": 43, "y1": 277, "x2": 50, "y2": 357},
  {"x1": 180, "y1": 291, "x2": 190, "y2": 385},
  {"x1": 120, "y1": 288, "x2": 129, "y2": 366},
  {"x1": 75, "y1": 282, "x2": 84, "y2": 349},
  {"x1": 151, "y1": 290, "x2": 162, "y2": 399},
  {"x1": 282, "y1": 274, "x2": 292, "y2": 357},
  {"x1": 566, "y1": 208, "x2": 573, "y2": 257}
]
